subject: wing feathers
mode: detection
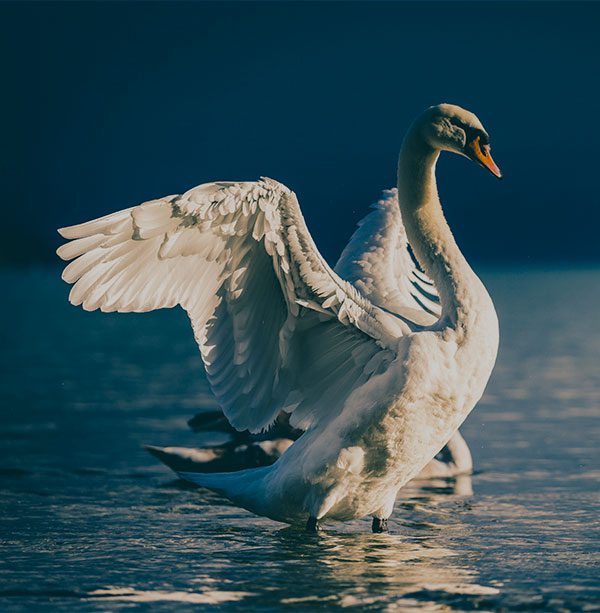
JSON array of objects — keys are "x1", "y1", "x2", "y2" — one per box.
[
  {"x1": 335, "y1": 188, "x2": 441, "y2": 323},
  {"x1": 57, "y1": 207, "x2": 135, "y2": 240},
  {"x1": 58, "y1": 179, "x2": 400, "y2": 433}
]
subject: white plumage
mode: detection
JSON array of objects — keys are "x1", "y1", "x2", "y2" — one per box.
[
  {"x1": 58, "y1": 103, "x2": 500, "y2": 531},
  {"x1": 335, "y1": 188, "x2": 441, "y2": 323}
]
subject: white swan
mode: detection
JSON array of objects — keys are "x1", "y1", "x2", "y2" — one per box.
[
  {"x1": 144, "y1": 186, "x2": 475, "y2": 480},
  {"x1": 57, "y1": 103, "x2": 500, "y2": 532}
]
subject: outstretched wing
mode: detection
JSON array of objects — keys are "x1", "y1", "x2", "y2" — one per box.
[
  {"x1": 58, "y1": 179, "x2": 405, "y2": 433},
  {"x1": 335, "y1": 188, "x2": 441, "y2": 324}
]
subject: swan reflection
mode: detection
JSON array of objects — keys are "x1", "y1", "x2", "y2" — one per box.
[{"x1": 255, "y1": 474, "x2": 499, "y2": 609}]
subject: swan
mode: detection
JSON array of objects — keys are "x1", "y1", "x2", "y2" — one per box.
[
  {"x1": 57, "y1": 103, "x2": 500, "y2": 532},
  {"x1": 144, "y1": 184, "x2": 477, "y2": 480}
]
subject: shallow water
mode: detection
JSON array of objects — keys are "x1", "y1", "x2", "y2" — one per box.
[{"x1": 1, "y1": 267, "x2": 599, "y2": 611}]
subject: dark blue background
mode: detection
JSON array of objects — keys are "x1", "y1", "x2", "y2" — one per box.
[{"x1": 3, "y1": 1, "x2": 598, "y2": 265}]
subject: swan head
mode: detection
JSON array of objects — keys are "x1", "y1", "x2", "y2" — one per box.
[{"x1": 420, "y1": 103, "x2": 502, "y2": 179}]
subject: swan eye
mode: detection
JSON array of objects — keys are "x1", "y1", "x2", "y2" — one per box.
[
  {"x1": 463, "y1": 127, "x2": 487, "y2": 148},
  {"x1": 466, "y1": 135, "x2": 502, "y2": 178}
]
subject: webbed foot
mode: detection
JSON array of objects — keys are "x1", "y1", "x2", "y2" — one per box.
[
  {"x1": 372, "y1": 517, "x2": 388, "y2": 533},
  {"x1": 306, "y1": 516, "x2": 320, "y2": 533}
]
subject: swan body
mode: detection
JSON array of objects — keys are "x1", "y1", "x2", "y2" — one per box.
[
  {"x1": 57, "y1": 104, "x2": 500, "y2": 529},
  {"x1": 145, "y1": 190, "x2": 472, "y2": 480}
]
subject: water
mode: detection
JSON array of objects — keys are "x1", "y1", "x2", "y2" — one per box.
[{"x1": 1, "y1": 267, "x2": 599, "y2": 611}]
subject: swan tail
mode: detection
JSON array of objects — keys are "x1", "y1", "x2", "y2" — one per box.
[{"x1": 178, "y1": 466, "x2": 272, "y2": 515}]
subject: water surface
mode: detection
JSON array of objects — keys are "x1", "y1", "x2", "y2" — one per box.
[{"x1": 1, "y1": 268, "x2": 599, "y2": 610}]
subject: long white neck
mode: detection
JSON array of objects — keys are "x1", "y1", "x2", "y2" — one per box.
[{"x1": 397, "y1": 126, "x2": 488, "y2": 330}]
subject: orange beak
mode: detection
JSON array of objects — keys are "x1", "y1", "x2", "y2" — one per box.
[{"x1": 467, "y1": 135, "x2": 502, "y2": 179}]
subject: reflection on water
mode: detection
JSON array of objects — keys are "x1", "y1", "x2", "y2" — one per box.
[
  {"x1": 267, "y1": 478, "x2": 497, "y2": 610},
  {"x1": 1, "y1": 268, "x2": 599, "y2": 611}
]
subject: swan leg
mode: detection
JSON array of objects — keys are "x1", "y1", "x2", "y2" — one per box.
[
  {"x1": 372, "y1": 517, "x2": 388, "y2": 533},
  {"x1": 306, "y1": 516, "x2": 320, "y2": 533},
  {"x1": 371, "y1": 494, "x2": 395, "y2": 533}
]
